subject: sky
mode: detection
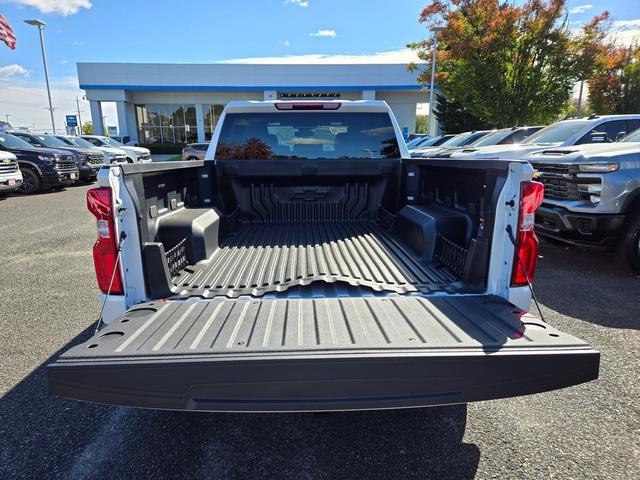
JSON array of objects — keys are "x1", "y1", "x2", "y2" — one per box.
[{"x1": 0, "y1": 0, "x2": 639, "y2": 132}]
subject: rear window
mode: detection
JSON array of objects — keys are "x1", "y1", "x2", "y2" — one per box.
[{"x1": 215, "y1": 112, "x2": 400, "y2": 160}]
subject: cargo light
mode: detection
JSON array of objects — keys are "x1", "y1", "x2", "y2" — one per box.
[
  {"x1": 511, "y1": 181, "x2": 544, "y2": 287},
  {"x1": 274, "y1": 102, "x2": 341, "y2": 110},
  {"x1": 87, "y1": 187, "x2": 124, "y2": 295}
]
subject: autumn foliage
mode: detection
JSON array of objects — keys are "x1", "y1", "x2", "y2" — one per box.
[{"x1": 409, "y1": 0, "x2": 610, "y2": 126}]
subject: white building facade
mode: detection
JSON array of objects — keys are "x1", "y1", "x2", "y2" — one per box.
[{"x1": 77, "y1": 62, "x2": 428, "y2": 144}]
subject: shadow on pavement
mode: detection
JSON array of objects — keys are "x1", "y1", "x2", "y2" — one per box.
[
  {"x1": 535, "y1": 239, "x2": 639, "y2": 330},
  {"x1": 0, "y1": 327, "x2": 480, "y2": 480}
]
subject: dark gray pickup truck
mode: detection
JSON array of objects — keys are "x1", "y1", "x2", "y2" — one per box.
[{"x1": 47, "y1": 101, "x2": 599, "y2": 412}]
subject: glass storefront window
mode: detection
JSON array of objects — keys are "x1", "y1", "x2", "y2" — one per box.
[{"x1": 135, "y1": 103, "x2": 225, "y2": 144}]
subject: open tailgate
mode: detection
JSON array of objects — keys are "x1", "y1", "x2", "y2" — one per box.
[{"x1": 48, "y1": 296, "x2": 599, "y2": 412}]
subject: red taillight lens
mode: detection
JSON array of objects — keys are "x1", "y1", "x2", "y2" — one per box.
[
  {"x1": 274, "y1": 102, "x2": 341, "y2": 110},
  {"x1": 511, "y1": 181, "x2": 544, "y2": 287},
  {"x1": 87, "y1": 187, "x2": 124, "y2": 295}
]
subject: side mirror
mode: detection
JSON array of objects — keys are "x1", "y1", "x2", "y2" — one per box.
[
  {"x1": 615, "y1": 131, "x2": 627, "y2": 142},
  {"x1": 590, "y1": 131, "x2": 608, "y2": 143}
]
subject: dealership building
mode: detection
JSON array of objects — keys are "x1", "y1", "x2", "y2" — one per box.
[{"x1": 77, "y1": 62, "x2": 429, "y2": 144}]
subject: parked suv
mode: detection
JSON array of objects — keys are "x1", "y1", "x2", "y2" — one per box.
[
  {"x1": 55, "y1": 135, "x2": 127, "y2": 165},
  {"x1": 530, "y1": 128, "x2": 640, "y2": 272},
  {"x1": 0, "y1": 150, "x2": 22, "y2": 195},
  {"x1": 12, "y1": 131, "x2": 104, "y2": 182},
  {"x1": 181, "y1": 143, "x2": 208, "y2": 160},
  {"x1": 81, "y1": 135, "x2": 151, "y2": 163},
  {"x1": 451, "y1": 114, "x2": 640, "y2": 160},
  {"x1": 0, "y1": 133, "x2": 78, "y2": 194}
]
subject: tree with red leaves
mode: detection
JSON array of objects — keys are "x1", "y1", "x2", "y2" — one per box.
[{"x1": 409, "y1": 0, "x2": 610, "y2": 126}]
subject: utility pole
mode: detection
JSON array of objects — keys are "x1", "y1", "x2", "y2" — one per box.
[
  {"x1": 4, "y1": 114, "x2": 10, "y2": 125},
  {"x1": 576, "y1": 80, "x2": 584, "y2": 116},
  {"x1": 25, "y1": 19, "x2": 56, "y2": 134}
]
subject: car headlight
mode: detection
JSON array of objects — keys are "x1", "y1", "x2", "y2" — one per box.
[
  {"x1": 107, "y1": 152, "x2": 117, "y2": 159},
  {"x1": 578, "y1": 163, "x2": 619, "y2": 172},
  {"x1": 37, "y1": 154, "x2": 54, "y2": 163}
]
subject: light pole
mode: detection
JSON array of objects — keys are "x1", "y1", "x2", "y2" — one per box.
[
  {"x1": 4, "y1": 114, "x2": 10, "y2": 125},
  {"x1": 24, "y1": 19, "x2": 56, "y2": 134},
  {"x1": 428, "y1": 26, "x2": 445, "y2": 137},
  {"x1": 76, "y1": 96, "x2": 85, "y2": 133}
]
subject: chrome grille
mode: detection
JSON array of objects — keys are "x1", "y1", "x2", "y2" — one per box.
[
  {"x1": 87, "y1": 154, "x2": 105, "y2": 165},
  {"x1": 531, "y1": 163, "x2": 579, "y2": 200},
  {"x1": 0, "y1": 159, "x2": 17, "y2": 173},
  {"x1": 54, "y1": 156, "x2": 78, "y2": 172}
]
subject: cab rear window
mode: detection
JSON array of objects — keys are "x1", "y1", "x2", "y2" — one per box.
[{"x1": 215, "y1": 112, "x2": 400, "y2": 160}]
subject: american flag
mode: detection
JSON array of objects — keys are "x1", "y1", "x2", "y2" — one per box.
[{"x1": 0, "y1": 14, "x2": 16, "y2": 50}]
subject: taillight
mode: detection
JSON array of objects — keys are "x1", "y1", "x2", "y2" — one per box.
[
  {"x1": 87, "y1": 187, "x2": 124, "y2": 295},
  {"x1": 274, "y1": 102, "x2": 341, "y2": 110},
  {"x1": 511, "y1": 181, "x2": 544, "y2": 287}
]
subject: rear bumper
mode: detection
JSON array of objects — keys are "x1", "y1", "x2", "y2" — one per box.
[
  {"x1": 535, "y1": 204, "x2": 625, "y2": 249},
  {"x1": 47, "y1": 296, "x2": 599, "y2": 412}
]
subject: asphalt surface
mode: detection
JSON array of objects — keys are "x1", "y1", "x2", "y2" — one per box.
[{"x1": 0, "y1": 184, "x2": 638, "y2": 480}]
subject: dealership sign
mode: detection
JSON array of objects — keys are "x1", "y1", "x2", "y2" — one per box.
[{"x1": 66, "y1": 115, "x2": 78, "y2": 127}]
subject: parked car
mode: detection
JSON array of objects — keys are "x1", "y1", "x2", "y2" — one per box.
[
  {"x1": 530, "y1": 127, "x2": 640, "y2": 272},
  {"x1": 0, "y1": 133, "x2": 78, "y2": 194},
  {"x1": 181, "y1": 143, "x2": 209, "y2": 160},
  {"x1": 111, "y1": 135, "x2": 138, "y2": 146},
  {"x1": 451, "y1": 114, "x2": 640, "y2": 160},
  {"x1": 431, "y1": 126, "x2": 545, "y2": 158},
  {"x1": 11, "y1": 131, "x2": 104, "y2": 183},
  {"x1": 407, "y1": 134, "x2": 455, "y2": 151},
  {"x1": 47, "y1": 100, "x2": 599, "y2": 413},
  {"x1": 81, "y1": 135, "x2": 151, "y2": 163},
  {"x1": 55, "y1": 135, "x2": 127, "y2": 165},
  {"x1": 411, "y1": 130, "x2": 492, "y2": 158},
  {"x1": 0, "y1": 150, "x2": 22, "y2": 195}
]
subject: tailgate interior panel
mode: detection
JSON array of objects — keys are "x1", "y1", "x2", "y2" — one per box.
[{"x1": 48, "y1": 295, "x2": 600, "y2": 411}]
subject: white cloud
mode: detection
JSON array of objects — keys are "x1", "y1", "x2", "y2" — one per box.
[
  {"x1": 309, "y1": 29, "x2": 336, "y2": 38},
  {"x1": 568, "y1": 4, "x2": 592, "y2": 15},
  {"x1": 10, "y1": 0, "x2": 92, "y2": 16},
  {"x1": 0, "y1": 64, "x2": 29, "y2": 79},
  {"x1": 281, "y1": 40, "x2": 291, "y2": 47},
  {"x1": 284, "y1": 0, "x2": 309, "y2": 7},
  {"x1": 72, "y1": 40, "x2": 84, "y2": 46},
  {"x1": 60, "y1": 60, "x2": 68, "y2": 64},
  {"x1": 609, "y1": 19, "x2": 640, "y2": 46},
  {"x1": 222, "y1": 48, "x2": 421, "y2": 64}
]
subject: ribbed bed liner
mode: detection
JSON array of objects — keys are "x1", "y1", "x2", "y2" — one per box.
[{"x1": 172, "y1": 222, "x2": 458, "y2": 298}]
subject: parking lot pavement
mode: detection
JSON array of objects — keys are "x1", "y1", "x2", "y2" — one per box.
[{"x1": 0, "y1": 185, "x2": 638, "y2": 480}]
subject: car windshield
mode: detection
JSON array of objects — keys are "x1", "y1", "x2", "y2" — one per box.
[
  {"x1": 36, "y1": 135, "x2": 69, "y2": 148},
  {"x1": 523, "y1": 121, "x2": 591, "y2": 146},
  {"x1": 620, "y1": 129, "x2": 640, "y2": 142},
  {"x1": 471, "y1": 129, "x2": 513, "y2": 147},
  {"x1": 102, "y1": 137, "x2": 124, "y2": 147},
  {"x1": 0, "y1": 133, "x2": 35, "y2": 149},
  {"x1": 406, "y1": 136, "x2": 430, "y2": 148},
  {"x1": 215, "y1": 112, "x2": 400, "y2": 160},
  {"x1": 68, "y1": 137, "x2": 98, "y2": 149},
  {"x1": 439, "y1": 133, "x2": 474, "y2": 148}
]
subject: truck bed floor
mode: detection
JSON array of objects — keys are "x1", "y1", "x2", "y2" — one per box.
[{"x1": 171, "y1": 222, "x2": 458, "y2": 298}]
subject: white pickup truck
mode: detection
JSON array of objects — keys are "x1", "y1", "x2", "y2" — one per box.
[
  {"x1": 0, "y1": 151, "x2": 22, "y2": 195},
  {"x1": 48, "y1": 100, "x2": 599, "y2": 412}
]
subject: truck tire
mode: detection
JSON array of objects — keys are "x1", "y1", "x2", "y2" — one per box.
[
  {"x1": 616, "y1": 211, "x2": 640, "y2": 273},
  {"x1": 17, "y1": 168, "x2": 42, "y2": 194}
]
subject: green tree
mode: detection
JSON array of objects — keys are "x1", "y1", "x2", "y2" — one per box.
[
  {"x1": 408, "y1": 0, "x2": 608, "y2": 126},
  {"x1": 82, "y1": 122, "x2": 93, "y2": 135},
  {"x1": 415, "y1": 114, "x2": 429, "y2": 134},
  {"x1": 433, "y1": 94, "x2": 491, "y2": 133}
]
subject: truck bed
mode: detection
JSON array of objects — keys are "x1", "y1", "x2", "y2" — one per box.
[
  {"x1": 48, "y1": 295, "x2": 599, "y2": 412},
  {"x1": 171, "y1": 222, "x2": 458, "y2": 298}
]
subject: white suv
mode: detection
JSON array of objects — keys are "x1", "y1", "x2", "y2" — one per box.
[
  {"x1": 451, "y1": 114, "x2": 640, "y2": 160},
  {"x1": 81, "y1": 135, "x2": 152, "y2": 163}
]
